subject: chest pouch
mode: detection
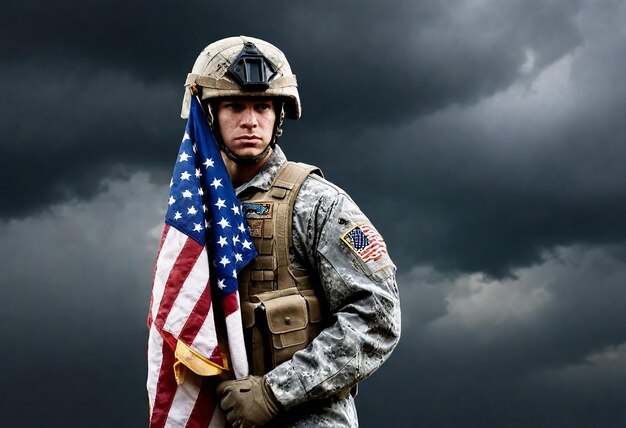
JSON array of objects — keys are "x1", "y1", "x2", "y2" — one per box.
[{"x1": 242, "y1": 287, "x2": 326, "y2": 375}]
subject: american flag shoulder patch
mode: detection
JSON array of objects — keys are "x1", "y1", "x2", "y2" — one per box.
[{"x1": 341, "y1": 223, "x2": 388, "y2": 263}]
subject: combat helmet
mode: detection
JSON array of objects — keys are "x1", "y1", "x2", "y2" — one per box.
[
  {"x1": 181, "y1": 35, "x2": 300, "y2": 119},
  {"x1": 181, "y1": 36, "x2": 300, "y2": 164}
]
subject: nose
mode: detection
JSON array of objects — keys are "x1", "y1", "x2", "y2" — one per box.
[{"x1": 240, "y1": 107, "x2": 258, "y2": 129}]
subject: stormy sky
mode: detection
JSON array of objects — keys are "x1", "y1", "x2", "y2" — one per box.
[{"x1": 2, "y1": 1, "x2": 626, "y2": 426}]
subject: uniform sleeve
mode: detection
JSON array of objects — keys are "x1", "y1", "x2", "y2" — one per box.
[{"x1": 265, "y1": 177, "x2": 401, "y2": 409}]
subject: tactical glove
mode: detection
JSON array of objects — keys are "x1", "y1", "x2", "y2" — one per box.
[{"x1": 216, "y1": 375, "x2": 280, "y2": 428}]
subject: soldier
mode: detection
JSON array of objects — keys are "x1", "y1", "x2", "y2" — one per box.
[{"x1": 181, "y1": 35, "x2": 401, "y2": 427}]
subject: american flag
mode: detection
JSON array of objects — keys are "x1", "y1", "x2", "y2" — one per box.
[
  {"x1": 343, "y1": 224, "x2": 387, "y2": 263},
  {"x1": 147, "y1": 95, "x2": 257, "y2": 427}
]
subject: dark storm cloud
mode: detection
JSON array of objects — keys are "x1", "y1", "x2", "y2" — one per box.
[
  {"x1": 3, "y1": 1, "x2": 626, "y2": 427},
  {"x1": 363, "y1": 245, "x2": 626, "y2": 427},
  {"x1": 0, "y1": 63, "x2": 181, "y2": 217},
  {"x1": 5, "y1": 181, "x2": 625, "y2": 427},
  {"x1": 287, "y1": 0, "x2": 584, "y2": 126},
  {"x1": 5, "y1": 0, "x2": 616, "y2": 277},
  {"x1": 2, "y1": 0, "x2": 585, "y2": 223},
  {"x1": 307, "y1": 0, "x2": 626, "y2": 276},
  {"x1": 0, "y1": 174, "x2": 163, "y2": 426}
]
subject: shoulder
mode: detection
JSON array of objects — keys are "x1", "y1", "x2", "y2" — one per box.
[
  {"x1": 294, "y1": 172, "x2": 396, "y2": 283},
  {"x1": 293, "y1": 171, "x2": 357, "y2": 225},
  {"x1": 298, "y1": 172, "x2": 347, "y2": 203}
]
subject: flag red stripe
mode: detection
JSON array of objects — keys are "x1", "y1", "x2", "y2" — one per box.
[
  {"x1": 361, "y1": 249, "x2": 386, "y2": 262},
  {"x1": 149, "y1": 337, "x2": 178, "y2": 428},
  {"x1": 361, "y1": 245, "x2": 386, "y2": 257},
  {"x1": 155, "y1": 237, "x2": 204, "y2": 328},
  {"x1": 186, "y1": 377, "x2": 218, "y2": 428},
  {"x1": 359, "y1": 225, "x2": 387, "y2": 262},
  {"x1": 222, "y1": 290, "x2": 240, "y2": 317},
  {"x1": 361, "y1": 241, "x2": 385, "y2": 252},
  {"x1": 361, "y1": 240, "x2": 385, "y2": 251},
  {"x1": 363, "y1": 254, "x2": 384, "y2": 262},
  {"x1": 159, "y1": 329, "x2": 179, "y2": 355},
  {"x1": 178, "y1": 278, "x2": 213, "y2": 344}
]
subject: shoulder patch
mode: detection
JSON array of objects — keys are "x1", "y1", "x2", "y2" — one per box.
[
  {"x1": 341, "y1": 223, "x2": 388, "y2": 263},
  {"x1": 242, "y1": 202, "x2": 273, "y2": 219}
]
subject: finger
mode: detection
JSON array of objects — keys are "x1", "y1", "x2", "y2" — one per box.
[
  {"x1": 220, "y1": 391, "x2": 237, "y2": 410},
  {"x1": 225, "y1": 409, "x2": 239, "y2": 424},
  {"x1": 219, "y1": 394, "x2": 232, "y2": 412},
  {"x1": 216, "y1": 380, "x2": 236, "y2": 396}
]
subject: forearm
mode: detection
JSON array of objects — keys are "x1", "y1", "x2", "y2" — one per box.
[{"x1": 265, "y1": 274, "x2": 401, "y2": 409}]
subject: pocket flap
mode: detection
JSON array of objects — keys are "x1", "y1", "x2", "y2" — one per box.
[
  {"x1": 250, "y1": 287, "x2": 299, "y2": 304},
  {"x1": 264, "y1": 294, "x2": 308, "y2": 334},
  {"x1": 272, "y1": 329, "x2": 308, "y2": 349}
]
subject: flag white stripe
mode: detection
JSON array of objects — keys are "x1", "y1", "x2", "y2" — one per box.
[
  {"x1": 151, "y1": 227, "x2": 188, "y2": 318},
  {"x1": 225, "y1": 291, "x2": 249, "y2": 379},
  {"x1": 191, "y1": 304, "x2": 219, "y2": 356},
  {"x1": 146, "y1": 322, "x2": 165, "y2": 414},
  {"x1": 162, "y1": 248, "x2": 210, "y2": 337},
  {"x1": 163, "y1": 372, "x2": 202, "y2": 428}
]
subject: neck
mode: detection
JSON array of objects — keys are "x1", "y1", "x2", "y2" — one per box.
[{"x1": 221, "y1": 148, "x2": 273, "y2": 188}]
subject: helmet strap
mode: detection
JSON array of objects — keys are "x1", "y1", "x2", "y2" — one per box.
[
  {"x1": 268, "y1": 101, "x2": 285, "y2": 153},
  {"x1": 222, "y1": 142, "x2": 273, "y2": 165}
]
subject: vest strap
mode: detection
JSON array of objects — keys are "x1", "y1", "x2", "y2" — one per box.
[{"x1": 272, "y1": 162, "x2": 321, "y2": 290}]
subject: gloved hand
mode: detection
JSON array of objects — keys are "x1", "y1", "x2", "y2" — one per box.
[{"x1": 216, "y1": 375, "x2": 280, "y2": 428}]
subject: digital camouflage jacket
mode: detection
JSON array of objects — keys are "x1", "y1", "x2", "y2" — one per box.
[{"x1": 234, "y1": 146, "x2": 401, "y2": 427}]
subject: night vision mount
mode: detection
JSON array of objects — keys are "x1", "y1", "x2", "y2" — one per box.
[{"x1": 226, "y1": 42, "x2": 278, "y2": 91}]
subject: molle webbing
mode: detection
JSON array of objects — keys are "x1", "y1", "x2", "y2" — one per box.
[{"x1": 239, "y1": 161, "x2": 321, "y2": 299}]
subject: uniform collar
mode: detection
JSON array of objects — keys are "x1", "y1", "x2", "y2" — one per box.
[{"x1": 235, "y1": 145, "x2": 287, "y2": 196}]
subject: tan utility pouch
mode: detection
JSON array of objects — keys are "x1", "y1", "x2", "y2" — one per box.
[
  {"x1": 264, "y1": 292, "x2": 309, "y2": 367},
  {"x1": 242, "y1": 287, "x2": 325, "y2": 374}
]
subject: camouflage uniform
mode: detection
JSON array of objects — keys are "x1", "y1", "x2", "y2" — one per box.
[{"x1": 235, "y1": 145, "x2": 401, "y2": 427}]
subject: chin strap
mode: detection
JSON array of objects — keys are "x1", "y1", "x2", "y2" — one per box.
[{"x1": 221, "y1": 142, "x2": 273, "y2": 165}]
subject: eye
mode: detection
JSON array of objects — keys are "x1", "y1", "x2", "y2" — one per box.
[
  {"x1": 255, "y1": 102, "x2": 272, "y2": 112},
  {"x1": 224, "y1": 102, "x2": 244, "y2": 111}
]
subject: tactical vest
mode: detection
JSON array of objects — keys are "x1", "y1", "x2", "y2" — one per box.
[{"x1": 238, "y1": 161, "x2": 328, "y2": 376}]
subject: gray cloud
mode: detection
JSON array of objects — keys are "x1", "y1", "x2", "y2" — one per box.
[
  {"x1": 3, "y1": 0, "x2": 623, "y2": 277},
  {"x1": 314, "y1": 5, "x2": 626, "y2": 275},
  {"x1": 0, "y1": 0, "x2": 585, "y2": 214},
  {"x1": 3, "y1": 172, "x2": 625, "y2": 426},
  {"x1": 3, "y1": 0, "x2": 626, "y2": 426},
  {"x1": 288, "y1": 0, "x2": 584, "y2": 126},
  {"x1": 359, "y1": 244, "x2": 626, "y2": 426},
  {"x1": 0, "y1": 173, "x2": 163, "y2": 426}
]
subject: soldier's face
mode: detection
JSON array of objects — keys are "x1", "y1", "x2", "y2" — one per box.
[{"x1": 216, "y1": 98, "x2": 276, "y2": 160}]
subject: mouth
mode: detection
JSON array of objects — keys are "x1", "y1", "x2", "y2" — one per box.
[{"x1": 236, "y1": 135, "x2": 262, "y2": 141}]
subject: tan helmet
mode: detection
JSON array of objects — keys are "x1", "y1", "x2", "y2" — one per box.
[{"x1": 181, "y1": 35, "x2": 301, "y2": 120}]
